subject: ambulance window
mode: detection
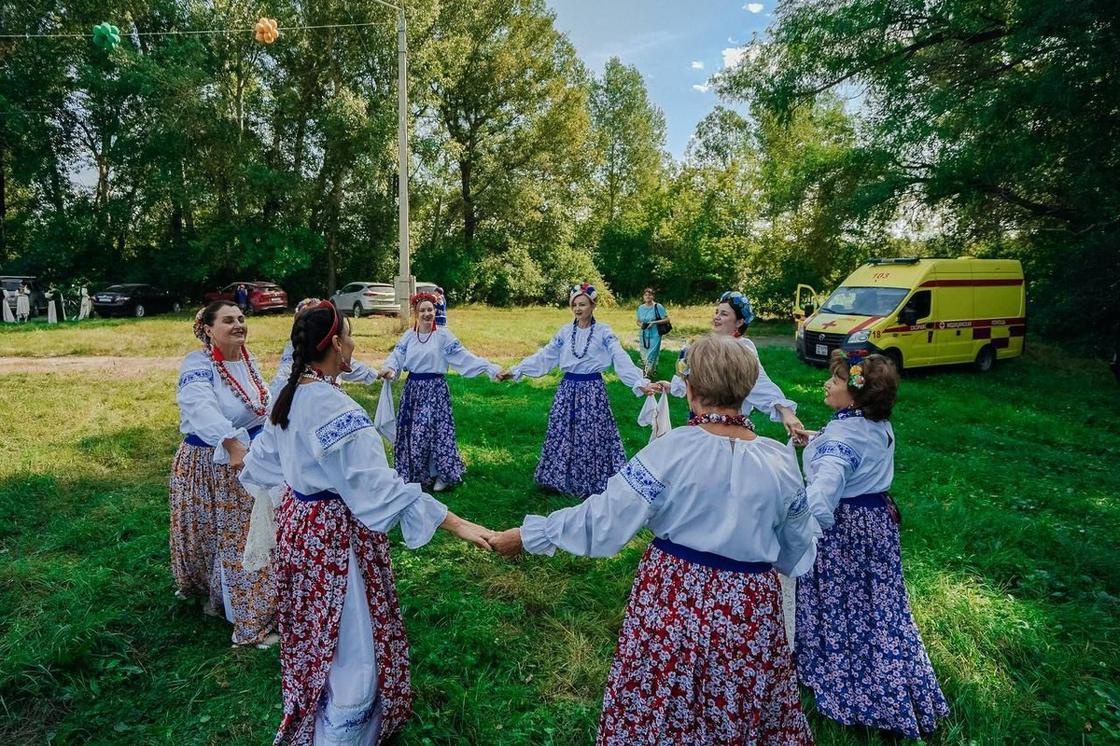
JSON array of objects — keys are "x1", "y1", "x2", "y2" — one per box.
[{"x1": 903, "y1": 290, "x2": 931, "y2": 320}]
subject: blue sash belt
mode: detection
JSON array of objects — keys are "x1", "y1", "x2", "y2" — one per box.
[
  {"x1": 407, "y1": 372, "x2": 445, "y2": 380},
  {"x1": 840, "y1": 491, "x2": 901, "y2": 524},
  {"x1": 652, "y1": 536, "x2": 772, "y2": 574},
  {"x1": 293, "y1": 489, "x2": 341, "y2": 502},
  {"x1": 839, "y1": 492, "x2": 888, "y2": 509},
  {"x1": 184, "y1": 424, "x2": 263, "y2": 448},
  {"x1": 562, "y1": 372, "x2": 602, "y2": 382}
]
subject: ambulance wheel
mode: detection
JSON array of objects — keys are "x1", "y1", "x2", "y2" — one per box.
[
  {"x1": 884, "y1": 348, "x2": 903, "y2": 372},
  {"x1": 974, "y1": 345, "x2": 995, "y2": 372}
]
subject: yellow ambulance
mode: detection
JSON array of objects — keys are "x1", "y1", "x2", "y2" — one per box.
[{"x1": 793, "y1": 257, "x2": 1025, "y2": 371}]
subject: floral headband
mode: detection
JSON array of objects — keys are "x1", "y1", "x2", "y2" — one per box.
[
  {"x1": 411, "y1": 292, "x2": 439, "y2": 309},
  {"x1": 719, "y1": 290, "x2": 754, "y2": 328},
  {"x1": 295, "y1": 297, "x2": 322, "y2": 315},
  {"x1": 847, "y1": 351, "x2": 866, "y2": 389},
  {"x1": 570, "y1": 282, "x2": 598, "y2": 303},
  {"x1": 192, "y1": 308, "x2": 208, "y2": 343}
]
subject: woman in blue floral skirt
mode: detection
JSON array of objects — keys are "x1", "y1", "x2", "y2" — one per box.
[
  {"x1": 504, "y1": 284, "x2": 659, "y2": 498},
  {"x1": 797, "y1": 349, "x2": 949, "y2": 739}
]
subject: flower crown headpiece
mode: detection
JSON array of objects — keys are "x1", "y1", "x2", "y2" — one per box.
[
  {"x1": 676, "y1": 352, "x2": 691, "y2": 379},
  {"x1": 192, "y1": 308, "x2": 208, "y2": 343},
  {"x1": 570, "y1": 282, "x2": 598, "y2": 303},
  {"x1": 719, "y1": 290, "x2": 754, "y2": 328},
  {"x1": 295, "y1": 297, "x2": 322, "y2": 316},
  {"x1": 411, "y1": 291, "x2": 440, "y2": 309},
  {"x1": 847, "y1": 351, "x2": 866, "y2": 389}
]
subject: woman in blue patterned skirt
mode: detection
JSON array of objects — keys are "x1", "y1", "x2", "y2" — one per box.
[
  {"x1": 503, "y1": 283, "x2": 659, "y2": 498},
  {"x1": 797, "y1": 349, "x2": 949, "y2": 738},
  {"x1": 379, "y1": 293, "x2": 502, "y2": 491}
]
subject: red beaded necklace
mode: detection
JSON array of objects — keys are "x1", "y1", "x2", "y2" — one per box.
[
  {"x1": 413, "y1": 321, "x2": 436, "y2": 344},
  {"x1": 687, "y1": 412, "x2": 755, "y2": 430},
  {"x1": 208, "y1": 344, "x2": 270, "y2": 416}
]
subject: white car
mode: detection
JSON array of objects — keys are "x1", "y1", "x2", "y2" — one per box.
[{"x1": 331, "y1": 281, "x2": 440, "y2": 317}]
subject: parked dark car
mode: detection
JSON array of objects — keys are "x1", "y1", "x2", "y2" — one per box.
[
  {"x1": 1, "y1": 275, "x2": 48, "y2": 316},
  {"x1": 204, "y1": 281, "x2": 288, "y2": 314},
  {"x1": 92, "y1": 284, "x2": 181, "y2": 318}
]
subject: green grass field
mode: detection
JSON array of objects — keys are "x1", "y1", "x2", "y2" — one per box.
[{"x1": 0, "y1": 311, "x2": 1118, "y2": 744}]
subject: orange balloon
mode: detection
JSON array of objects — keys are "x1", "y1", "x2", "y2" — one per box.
[{"x1": 254, "y1": 17, "x2": 279, "y2": 44}]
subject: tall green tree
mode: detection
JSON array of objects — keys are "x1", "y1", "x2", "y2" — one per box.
[{"x1": 719, "y1": 0, "x2": 1120, "y2": 335}]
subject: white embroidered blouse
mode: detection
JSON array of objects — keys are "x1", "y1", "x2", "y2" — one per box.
[
  {"x1": 270, "y1": 341, "x2": 378, "y2": 400},
  {"x1": 176, "y1": 349, "x2": 270, "y2": 465},
  {"x1": 518, "y1": 425, "x2": 818, "y2": 576},
  {"x1": 669, "y1": 336, "x2": 797, "y2": 421},
  {"x1": 803, "y1": 409, "x2": 895, "y2": 529},
  {"x1": 510, "y1": 321, "x2": 650, "y2": 395},
  {"x1": 238, "y1": 382, "x2": 449, "y2": 547},
  {"x1": 383, "y1": 328, "x2": 500, "y2": 380}
]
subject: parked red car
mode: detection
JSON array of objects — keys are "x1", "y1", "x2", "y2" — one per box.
[{"x1": 204, "y1": 281, "x2": 288, "y2": 314}]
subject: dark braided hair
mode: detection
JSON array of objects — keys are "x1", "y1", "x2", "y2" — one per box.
[{"x1": 271, "y1": 302, "x2": 345, "y2": 429}]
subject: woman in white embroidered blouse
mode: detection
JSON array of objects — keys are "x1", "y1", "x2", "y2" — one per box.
[
  {"x1": 499, "y1": 283, "x2": 659, "y2": 499},
  {"x1": 240, "y1": 300, "x2": 493, "y2": 745},
  {"x1": 490, "y1": 334, "x2": 817, "y2": 745},
  {"x1": 270, "y1": 297, "x2": 379, "y2": 401},
  {"x1": 169, "y1": 301, "x2": 277, "y2": 647},
  {"x1": 377, "y1": 292, "x2": 503, "y2": 491}
]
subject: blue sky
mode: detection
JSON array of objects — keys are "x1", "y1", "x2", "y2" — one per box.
[{"x1": 548, "y1": 0, "x2": 774, "y2": 159}]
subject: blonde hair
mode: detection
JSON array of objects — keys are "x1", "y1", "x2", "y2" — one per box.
[{"x1": 685, "y1": 334, "x2": 759, "y2": 409}]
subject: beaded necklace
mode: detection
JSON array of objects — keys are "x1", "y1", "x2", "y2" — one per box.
[
  {"x1": 209, "y1": 344, "x2": 270, "y2": 416},
  {"x1": 687, "y1": 412, "x2": 755, "y2": 430},
  {"x1": 300, "y1": 365, "x2": 342, "y2": 389},
  {"x1": 414, "y1": 322, "x2": 435, "y2": 344},
  {"x1": 570, "y1": 318, "x2": 596, "y2": 359}
]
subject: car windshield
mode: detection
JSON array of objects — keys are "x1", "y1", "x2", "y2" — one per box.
[
  {"x1": 818, "y1": 286, "x2": 909, "y2": 317},
  {"x1": 104, "y1": 285, "x2": 137, "y2": 292}
]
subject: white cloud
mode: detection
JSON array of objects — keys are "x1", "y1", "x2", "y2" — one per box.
[
  {"x1": 745, "y1": 2, "x2": 764, "y2": 12},
  {"x1": 692, "y1": 83, "x2": 711, "y2": 93},
  {"x1": 691, "y1": 60, "x2": 704, "y2": 70},
  {"x1": 722, "y1": 45, "x2": 761, "y2": 69}
]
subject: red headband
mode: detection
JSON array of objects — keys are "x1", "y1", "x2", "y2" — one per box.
[{"x1": 314, "y1": 301, "x2": 340, "y2": 352}]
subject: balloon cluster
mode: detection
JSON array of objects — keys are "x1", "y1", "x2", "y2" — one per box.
[
  {"x1": 91, "y1": 22, "x2": 121, "y2": 50},
  {"x1": 254, "y1": 17, "x2": 279, "y2": 44}
]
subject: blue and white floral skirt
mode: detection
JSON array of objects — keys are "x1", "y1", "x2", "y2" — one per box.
[
  {"x1": 795, "y1": 496, "x2": 950, "y2": 738},
  {"x1": 534, "y1": 372, "x2": 626, "y2": 498},
  {"x1": 393, "y1": 373, "x2": 465, "y2": 487}
]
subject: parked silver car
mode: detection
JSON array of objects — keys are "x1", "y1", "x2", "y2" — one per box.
[{"x1": 331, "y1": 281, "x2": 439, "y2": 317}]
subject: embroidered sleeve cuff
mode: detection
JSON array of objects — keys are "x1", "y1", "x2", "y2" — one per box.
[
  {"x1": 399, "y1": 492, "x2": 449, "y2": 549},
  {"x1": 769, "y1": 398, "x2": 799, "y2": 422},
  {"x1": 520, "y1": 514, "x2": 557, "y2": 556},
  {"x1": 211, "y1": 426, "x2": 249, "y2": 465}
]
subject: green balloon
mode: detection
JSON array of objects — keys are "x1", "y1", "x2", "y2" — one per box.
[{"x1": 92, "y1": 22, "x2": 121, "y2": 50}]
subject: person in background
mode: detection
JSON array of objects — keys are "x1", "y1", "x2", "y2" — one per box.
[
  {"x1": 236, "y1": 283, "x2": 249, "y2": 313},
  {"x1": 16, "y1": 282, "x2": 30, "y2": 322},
  {"x1": 433, "y1": 287, "x2": 448, "y2": 327},
  {"x1": 635, "y1": 287, "x2": 670, "y2": 377}
]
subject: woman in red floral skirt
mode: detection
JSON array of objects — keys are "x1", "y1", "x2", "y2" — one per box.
[
  {"x1": 240, "y1": 301, "x2": 493, "y2": 745},
  {"x1": 490, "y1": 334, "x2": 819, "y2": 745}
]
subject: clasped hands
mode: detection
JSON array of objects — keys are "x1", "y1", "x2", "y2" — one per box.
[{"x1": 442, "y1": 514, "x2": 524, "y2": 557}]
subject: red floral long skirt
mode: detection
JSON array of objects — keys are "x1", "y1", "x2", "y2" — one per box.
[
  {"x1": 597, "y1": 543, "x2": 814, "y2": 746},
  {"x1": 272, "y1": 490, "x2": 413, "y2": 745}
]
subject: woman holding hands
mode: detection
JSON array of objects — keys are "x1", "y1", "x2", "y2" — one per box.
[
  {"x1": 502, "y1": 283, "x2": 659, "y2": 499},
  {"x1": 240, "y1": 301, "x2": 493, "y2": 745}
]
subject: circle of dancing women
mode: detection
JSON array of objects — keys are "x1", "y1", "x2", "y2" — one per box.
[
  {"x1": 169, "y1": 301, "x2": 277, "y2": 647},
  {"x1": 379, "y1": 292, "x2": 502, "y2": 491},
  {"x1": 240, "y1": 300, "x2": 493, "y2": 745},
  {"x1": 504, "y1": 283, "x2": 659, "y2": 498}
]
